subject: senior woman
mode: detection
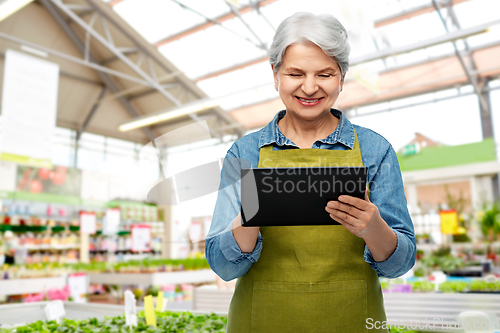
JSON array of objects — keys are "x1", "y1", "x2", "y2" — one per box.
[{"x1": 205, "y1": 12, "x2": 416, "y2": 333}]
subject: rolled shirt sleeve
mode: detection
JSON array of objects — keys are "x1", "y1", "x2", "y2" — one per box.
[
  {"x1": 363, "y1": 144, "x2": 417, "y2": 279},
  {"x1": 205, "y1": 150, "x2": 264, "y2": 281}
]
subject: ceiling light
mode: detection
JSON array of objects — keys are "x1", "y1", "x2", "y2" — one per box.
[
  {"x1": 119, "y1": 99, "x2": 220, "y2": 132},
  {"x1": 0, "y1": 0, "x2": 34, "y2": 22}
]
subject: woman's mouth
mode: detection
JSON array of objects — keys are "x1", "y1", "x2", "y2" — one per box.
[{"x1": 295, "y1": 96, "x2": 323, "y2": 106}]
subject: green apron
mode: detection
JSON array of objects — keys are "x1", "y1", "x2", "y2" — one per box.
[{"x1": 227, "y1": 131, "x2": 387, "y2": 333}]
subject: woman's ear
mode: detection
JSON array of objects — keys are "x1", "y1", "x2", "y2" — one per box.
[
  {"x1": 272, "y1": 65, "x2": 279, "y2": 91},
  {"x1": 340, "y1": 73, "x2": 345, "y2": 92}
]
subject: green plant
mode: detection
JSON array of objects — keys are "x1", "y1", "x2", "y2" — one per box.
[
  {"x1": 445, "y1": 186, "x2": 472, "y2": 242},
  {"x1": 409, "y1": 281, "x2": 434, "y2": 292},
  {"x1": 0, "y1": 311, "x2": 227, "y2": 333},
  {"x1": 469, "y1": 280, "x2": 500, "y2": 292},
  {"x1": 438, "y1": 281, "x2": 468, "y2": 293},
  {"x1": 477, "y1": 203, "x2": 500, "y2": 258},
  {"x1": 416, "y1": 253, "x2": 465, "y2": 276},
  {"x1": 432, "y1": 246, "x2": 451, "y2": 257}
]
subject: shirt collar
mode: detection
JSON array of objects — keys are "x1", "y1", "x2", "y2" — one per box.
[{"x1": 258, "y1": 109, "x2": 355, "y2": 149}]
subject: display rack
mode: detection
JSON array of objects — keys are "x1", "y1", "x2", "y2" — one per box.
[
  {"x1": 0, "y1": 276, "x2": 66, "y2": 297},
  {"x1": 88, "y1": 269, "x2": 215, "y2": 286}
]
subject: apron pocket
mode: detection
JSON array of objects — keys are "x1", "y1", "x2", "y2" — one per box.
[{"x1": 252, "y1": 280, "x2": 368, "y2": 333}]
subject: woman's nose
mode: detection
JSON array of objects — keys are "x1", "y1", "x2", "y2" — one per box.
[{"x1": 301, "y1": 77, "x2": 318, "y2": 95}]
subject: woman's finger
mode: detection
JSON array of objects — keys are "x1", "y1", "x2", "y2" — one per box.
[
  {"x1": 338, "y1": 195, "x2": 371, "y2": 211},
  {"x1": 328, "y1": 209, "x2": 356, "y2": 228},
  {"x1": 327, "y1": 201, "x2": 362, "y2": 219}
]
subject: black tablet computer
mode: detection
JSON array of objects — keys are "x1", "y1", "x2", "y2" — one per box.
[{"x1": 241, "y1": 167, "x2": 367, "y2": 227}]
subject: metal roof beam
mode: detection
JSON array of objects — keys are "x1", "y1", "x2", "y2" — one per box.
[
  {"x1": 40, "y1": 0, "x2": 157, "y2": 141},
  {"x1": 432, "y1": 0, "x2": 490, "y2": 118},
  {"x1": 350, "y1": 18, "x2": 500, "y2": 65},
  {"x1": 0, "y1": 31, "x2": 152, "y2": 86},
  {"x1": 249, "y1": 0, "x2": 275, "y2": 31},
  {"x1": 193, "y1": 18, "x2": 499, "y2": 83},
  {"x1": 374, "y1": 0, "x2": 470, "y2": 28},
  {"x1": 77, "y1": 87, "x2": 108, "y2": 141},
  {"x1": 50, "y1": 0, "x2": 182, "y2": 107},
  {"x1": 167, "y1": 0, "x2": 265, "y2": 50},
  {"x1": 85, "y1": 0, "x2": 245, "y2": 137},
  {"x1": 194, "y1": 55, "x2": 269, "y2": 82},
  {"x1": 154, "y1": 0, "x2": 278, "y2": 48},
  {"x1": 225, "y1": 1, "x2": 267, "y2": 50},
  {"x1": 0, "y1": 52, "x2": 103, "y2": 87}
]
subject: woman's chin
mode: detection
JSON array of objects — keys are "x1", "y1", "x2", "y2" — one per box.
[{"x1": 287, "y1": 108, "x2": 331, "y2": 120}]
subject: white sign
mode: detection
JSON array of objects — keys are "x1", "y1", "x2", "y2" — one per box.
[
  {"x1": 124, "y1": 290, "x2": 138, "y2": 327},
  {"x1": 189, "y1": 221, "x2": 202, "y2": 243},
  {"x1": 44, "y1": 300, "x2": 65, "y2": 323},
  {"x1": 103, "y1": 208, "x2": 120, "y2": 235},
  {"x1": 0, "y1": 161, "x2": 16, "y2": 191},
  {"x1": 68, "y1": 273, "x2": 87, "y2": 303},
  {"x1": 0, "y1": 50, "x2": 59, "y2": 167},
  {"x1": 80, "y1": 212, "x2": 97, "y2": 234},
  {"x1": 131, "y1": 225, "x2": 151, "y2": 252},
  {"x1": 81, "y1": 170, "x2": 109, "y2": 202}
]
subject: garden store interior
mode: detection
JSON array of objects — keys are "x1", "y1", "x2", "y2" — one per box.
[{"x1": 1, "y1": 0, "x2": 500, "y2": 332}]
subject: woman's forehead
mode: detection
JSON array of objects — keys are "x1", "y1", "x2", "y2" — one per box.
[{"x1": 281, "y1": 44, "x2": 340, "y2": 71}]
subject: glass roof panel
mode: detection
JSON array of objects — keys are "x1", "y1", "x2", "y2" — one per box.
[
  {"x1": 197, "y1": 61, "x2": 276, "y2": 110},
  {"x1": 113, "y1": 0, "x2": 207, "y2": 43},
  {"x1": 465, "y1": 29, "x2": 500, "y2": 48},
  {"x1": 452, "y1": 0, "x2": 500, "y2": 29},
  {"x1": 158, "y1": 23, "x2": 267, "y2": 79}
]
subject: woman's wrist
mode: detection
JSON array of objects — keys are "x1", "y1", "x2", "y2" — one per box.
[
  {"x1": 232, "y1": 213, "x2": 260, "y2": 253},
  {"x1": 361, "y1": 217, "x2": 397, "y2": 262}
]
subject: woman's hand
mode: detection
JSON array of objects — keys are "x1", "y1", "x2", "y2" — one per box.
[
  {"x1": 325, "y1": 193, "x2": 382, "y2": 238},
  {"x1": 325, "y1": 193, "x2": 398, "y2": 262}
]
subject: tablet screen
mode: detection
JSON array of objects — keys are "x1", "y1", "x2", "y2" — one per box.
[{"x1": 241, "y1": 167, "x2": 367, "y2": 227}]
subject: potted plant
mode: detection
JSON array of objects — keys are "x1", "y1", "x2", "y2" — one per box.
[{"x1": 479, "y1": 203, "x2": 500, "y2": 259}]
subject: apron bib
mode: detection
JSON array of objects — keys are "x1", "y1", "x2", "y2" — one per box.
[{"x1": 227, "y1": 131, "x2": 387, "y2": 333}]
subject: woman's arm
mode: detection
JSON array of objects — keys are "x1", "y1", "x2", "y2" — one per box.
[
  {"x1": 205, "y1": 150, "x2": 263, "y2": 281},
  {"x1": 232, "y1": 213, "x2": 261, "y2": 253},
  {"x1": 325, "y1": 144, "x2": 416, "y2": 278}
]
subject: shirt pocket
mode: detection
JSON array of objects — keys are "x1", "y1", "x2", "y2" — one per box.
[{"x1": 251, "y1": 280, "x2": 368, "y2": 333}]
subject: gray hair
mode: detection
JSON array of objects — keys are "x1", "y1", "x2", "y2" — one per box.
[{"x1": 269, "y1": 12, "x2": 350, "y2": 76}]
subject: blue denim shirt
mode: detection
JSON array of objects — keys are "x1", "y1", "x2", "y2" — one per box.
[{"x1": 205, "y1": 109, "x2": 416, "y2": 281}]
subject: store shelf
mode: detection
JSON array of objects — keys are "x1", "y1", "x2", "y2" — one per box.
[
  {"x1": 88, "y1": 269, "x2": 216, "y2": 285},
  {"x1": 0, "y1": 276, "x2": 66, "y2": 297}
]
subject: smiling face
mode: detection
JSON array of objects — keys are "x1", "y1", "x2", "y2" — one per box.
[{"x1": 273, "y1": 42, "x2": 345, "y2": 122}]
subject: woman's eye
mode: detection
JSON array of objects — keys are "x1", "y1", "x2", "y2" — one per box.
[
  {"x1": 319, "y1": 74, "x2": 332, "y2": 78},
  {"x1": 289, "y1": 74, "x2": 301, "y2": 77}
]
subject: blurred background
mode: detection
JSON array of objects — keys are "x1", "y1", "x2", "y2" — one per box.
[{"x1": 0, "y1": 0, "x2": 500, "y2": 331}]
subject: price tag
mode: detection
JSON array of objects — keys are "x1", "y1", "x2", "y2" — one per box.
[
  {"x1": 131, "y1": 225, "x2": 151, "y2": 252},
  {"x1": 103, "y1": 208, "x2": 120, "y2": 235},
  {"x1": 80, "y1": 212, "x2": 96, "y2": 234},
  {"x1": 44, "y1": 300, "x2": 65, "y2": 323},
  {"x1": 68, "y1": 273, "x2": 87, "y2": 303},
  {"x1": 144, "y1": 295, "x2": 156, "y2": 327}
]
